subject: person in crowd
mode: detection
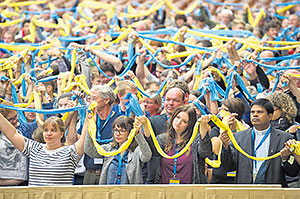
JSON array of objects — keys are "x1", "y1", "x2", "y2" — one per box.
[
  {"x1": 267, "y1": 92, "x2": 298, "y2": 132},
  {"x1": 0, "y1": 114, "x2": 87, "y2": 186},
  {"x1": 84, "y1": 116, "x2": 152, "y2": 184},
  {"x1": 112, "y1": 80, "x2": 139, "y2": 116},
  {"x1": 209, "y1": 98, "x2": 248, "y2": 184},
  {"x1": 140, "y1": 104, "x2": 212, "y2": 184},
  {"x1": 83, "y1": 84, "x2": 121, "y2": 185},
  {"x1": 220, "y1": 98, "x2": 300, "y2": 187},
  {"x1": 0, "y1": 102, "x2": 28, "y2": 186},
  {"x1": 267, "y1": 92, "x2": 300, "y2": 187},
  {"x1": 142, "y1": 89, "x2": 162, "y2": 117}
]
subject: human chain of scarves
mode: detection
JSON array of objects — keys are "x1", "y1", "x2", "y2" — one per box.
[{"x1": 1, "y1": 0, "x2": 300, "y2": 167}]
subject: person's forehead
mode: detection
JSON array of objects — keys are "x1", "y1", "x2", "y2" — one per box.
[
  {"x1": 166, "y1": 88, "x2": 183, "y2": 98},
  {"x1": 91, "y1": 90, "x2": 100, "y2": 96},
  {"x1": 58, "y1": 97, "x2": 69, "y2": 103},
  {"x1": 251, "y1": 105, "x2": 267, "y2": 111},
  {"x1": 144, "y1": 97, "x2": 155, "y2": 101},
  {"x1": 124, "y1": 88, "x2": 138, "y2": 95},
  {"x1": 44, "y1": 123, "x2": 56, "y2": 129},
  {"x1": 177, "y1": 111, "x2": 189, "y2": 118}
]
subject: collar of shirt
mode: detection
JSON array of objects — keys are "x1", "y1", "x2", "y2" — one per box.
[{"x1": 253, "y1": 126, "x2": 270, "y2": 136}]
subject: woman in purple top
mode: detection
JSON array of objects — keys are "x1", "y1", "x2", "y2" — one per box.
[{"x1": 139, "y1": 104, "x2": 212, "y2": 184}]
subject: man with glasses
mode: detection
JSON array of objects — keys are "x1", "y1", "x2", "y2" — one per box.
[
  {"x1": 83, "y1": 84, "x2": 121, "y2": 185},
  {"x1": 142, "y1": 89, "x2": 162, "y2": 117}
]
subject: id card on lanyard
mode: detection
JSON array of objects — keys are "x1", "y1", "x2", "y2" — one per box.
[
  {"x1": 116, "y1": 151, "x2": 128, "y2": 184},
  {"x1": 169, "y1": 145, "x2": 180, "y2": 184},
  {"x1": 252, "y1": 127, "x2": 271, "y2": 181}
]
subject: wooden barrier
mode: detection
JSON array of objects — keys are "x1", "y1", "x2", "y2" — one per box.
[
  {"x1": 205, "y1": 187, "x2": 300, "y2": 199},
  {"x1": 0, "y1": 184, "x2": 282, "y2": 199}
]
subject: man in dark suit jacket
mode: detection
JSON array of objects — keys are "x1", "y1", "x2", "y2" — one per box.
[{"x1": 221, "y1": 98, "x2": 300, "y2": 187}]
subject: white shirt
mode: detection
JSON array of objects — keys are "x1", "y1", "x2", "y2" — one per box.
[{"x1": 252, "y1": 126, "x2": 271, "y2": 175}]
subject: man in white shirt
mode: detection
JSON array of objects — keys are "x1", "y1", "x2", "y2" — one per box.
[{"x1": 221, "y1": 98, "x2": 300, "y2": 187}]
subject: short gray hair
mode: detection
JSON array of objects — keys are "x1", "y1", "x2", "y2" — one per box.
[{"x1": 91, "y1": 84, "x2": 116, "y2": 105}]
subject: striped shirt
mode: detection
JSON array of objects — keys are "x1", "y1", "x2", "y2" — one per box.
[{"x1": 22, "y1": 138, "x2": 82, "y2": 186}]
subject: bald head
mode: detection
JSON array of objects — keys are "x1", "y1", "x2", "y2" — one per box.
[{"x1": 259, "y1": 51, "x2": 276, "y2": 68}]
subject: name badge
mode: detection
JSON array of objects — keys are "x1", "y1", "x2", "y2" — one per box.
[
  {"x1": 253, "y1": 171, "x2": 257, "y2": 182},
  {"x1": 169, "y1": 178, "x2": 180, "y2": 184},
  {"x1": 94, "y1": 158, "x2": 103, "y2": 164}
]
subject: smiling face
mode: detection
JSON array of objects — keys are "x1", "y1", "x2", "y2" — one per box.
[
  {"x1": 24, "y1": 103, "x2": 36, "y2": 123},
  {"x1": 266, "y1": 27, "x2": 279, "y2": 40},
  {"x1": 172, "y1": 111, "x2": 189, "y2": 135}
]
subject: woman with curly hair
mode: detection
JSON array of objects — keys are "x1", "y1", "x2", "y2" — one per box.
[
  {"x1": 267, "y1": 92, "x2": 300, "y2": 188},
  {"x1": 267, "y1": 91, "x2": 298, "y2": 132}
]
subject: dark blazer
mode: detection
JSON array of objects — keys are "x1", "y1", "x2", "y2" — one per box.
[
  {"x1": 222, "y1": 127, "x2": 300, "y2": 187},
  {"x1": 149, "y1": 113, "x2": 168, "y2": 136}
]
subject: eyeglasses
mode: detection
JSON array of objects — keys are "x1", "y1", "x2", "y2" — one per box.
[
  {"x1": 113, "y1": 129, "x2": 128, "y2": 135},
  {"x1": 7, "y1": 114, "x2": 18, "y2": 123},
  {"x1": 86, "y1": 95, "x2": 100, "y2": 102}
]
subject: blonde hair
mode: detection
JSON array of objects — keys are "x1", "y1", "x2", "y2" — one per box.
[
  {"x1": 267, "y1": 92, "x2": 297, "y2": 123},
  {"x1": 117, "y1": 80, "x2": 137, "y2": 96}
]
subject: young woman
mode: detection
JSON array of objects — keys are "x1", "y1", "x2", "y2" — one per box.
[
  {"x1": 138, "y1": 104, "x2": 212, "y2": 184},
  {"x1": 84, "y1": 116, "x2": 152, "y2": 184},
  {"x1": 0, "y1": 114, "x2": 87, "y2": 186}
]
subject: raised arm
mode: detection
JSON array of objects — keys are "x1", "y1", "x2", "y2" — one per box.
[
  {"x1": 75, "y1": 112, "x2": 88, "y2": 156},
  {"x1": 0, "y1": 113, "x2": 25, "y2": 151},
  {"x1": 66, "y1": 111, "x2": 79, "y2": 145},
  {"x1": 135, "y1": 48, "x2": 151, "y2": 86},
  {"x1": 83, "y1": 45, "x2": 123, "y2": 73},
  {"x1": 134, "y1": 116, "x2": 152, "y2": 162},
  {"x1": 199, "y1": 115, "x2": 211, "y2": 139}
]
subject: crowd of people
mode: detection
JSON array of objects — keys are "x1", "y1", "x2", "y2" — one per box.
[{"x1": 1, "y1": 0, "x2": 300, "y2": 188}]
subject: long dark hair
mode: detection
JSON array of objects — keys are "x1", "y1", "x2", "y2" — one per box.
[
  {"x1": 165, "y1": 105, "x2": 197, "y2": 153},
  {"x1": 111, "y1": 116, "x2": 138, "y2": 152}
]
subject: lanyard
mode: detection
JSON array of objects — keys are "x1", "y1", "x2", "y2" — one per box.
[
  {"x1": 252, "y1": 127, "x2": 271, "y2": 169},
  {"x1": 96, "y1": 110, "x2": 115, "y2": 144},
  {"x1": 173, "y1": 144, "x2": 179, "y2": 177},
  {"x1": 118, "y1": 104, "x2": 124, "y2": 115},
  {"x1": 116, "y1": 151, "x2": 128, "y2": 184},
  {"x1": 166, "y1": 114, "x2": 170, "y2": 125}
]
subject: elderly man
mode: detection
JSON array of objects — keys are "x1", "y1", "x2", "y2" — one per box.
[{"x1": 83, "y1": 85, "x2": 121, "y2": 185}]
